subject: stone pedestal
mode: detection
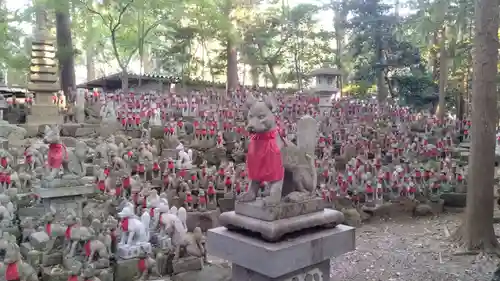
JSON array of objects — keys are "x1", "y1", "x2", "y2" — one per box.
[
  {"x1": 27, "y1": 40, "x2": 62, "y2": 125},
  {"x1": 208, "y1": 225, "x2": 355, "y2": 281},
  {"x1": 220, "y1": 200, "x2": 344, "y2": 241},
  {"x1": 117, "y1": 242, "x2": 152, "y2": 259}
]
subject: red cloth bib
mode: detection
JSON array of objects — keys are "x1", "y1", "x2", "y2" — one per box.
[
  {"x1": 153, "y1": 163, "x2": 160, "y2": 171},
  {"x1": 123, "y1": 177, "x2": 131, "y2": 188},
  {"x1": 45, "y1": 223, "x2": 51, "y2": 235},
  {"x1": 121, "y1": 218, "x2": 129, "y2": 231},
  {"x1": 246, "y1": 130, "x2": 284, "y2": 182},
  {"x1": 97, "y1": 181, "x2": 105, "y2": 192},
  {"x1": 5, "y1": 263, "x2": 19, "y2": 281},
  {"x1": 48, "y1": 143, "x2": 68, "y2": 169},
  {"x1": 68, "y1": 275, "x2": 78, "y2": 281},
  {"x1": 65, "y1": 225, "x2": 73, "y2": 239},
  {"x1": 138, "y1": 258, "x2": 147, "y2": 272},
  {"x1": 84, "y1": 241, "x2": 92, "y2": 257}
]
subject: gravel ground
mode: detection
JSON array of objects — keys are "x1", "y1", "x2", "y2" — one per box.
[{"x1": 330, "y1": 213, "x2": 499, "y2": 281}]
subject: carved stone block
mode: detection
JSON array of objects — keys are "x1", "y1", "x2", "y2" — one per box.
[
  {"x1": 186, "y1": 209, "x2": 221, "y2": 232},
  {"x1": 235, "y1": 197, "x2": 325, "y2": 221},
  {"x1": 41, "y1": 266, "x2": 68, "y2": 281},
  {"x1": 159, "y1": 236, "x2": 172, "y2": 250},
  {"x1": 172, "y1": 256, "x2": 203, "y2": 274},
  {"x1": 115, "y1": 258, "x2": 139, "y2": 281},
  {"x1": 29, "y1": 231, "x2": 49, "y2": 250},
  {"x1": 41, "y1": 251, "x2": 62, "y2": 266},
  {"x1": 232, "y1": 261, "x2": 328, "y2": 281},
  {"x1": 96, "y1": 268, "x2": 114, "y2": 281},
  {"x1": 117, "y1": 242, "x2": 152, "y2": 259},
  {"x1": 26, "y1": 250, "x2": 42, "y2": 268},
  {"x1": 208, "y1": 225, "x2": 355, "y2": 280}
]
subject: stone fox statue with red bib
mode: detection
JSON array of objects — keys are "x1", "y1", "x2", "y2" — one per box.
[{"x1": 239, "y1": 93, "x2": 317, "y2": 205}]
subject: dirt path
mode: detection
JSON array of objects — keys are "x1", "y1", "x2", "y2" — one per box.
[{"x1": 331, "y1": 213, "x2": 499, "y2": 281}]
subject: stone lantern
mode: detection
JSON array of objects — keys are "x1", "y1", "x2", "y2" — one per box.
[{"x1": 309, "y1": 64, "x2": 343, "y2": 113}]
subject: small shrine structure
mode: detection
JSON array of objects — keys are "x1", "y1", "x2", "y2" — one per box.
[{"x1": 308, "y1": 64, "x2": 343, "y2": 113}]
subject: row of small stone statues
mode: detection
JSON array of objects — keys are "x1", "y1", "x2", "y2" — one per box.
[{"x1": 9, "y1": 196, "x2": 207, "y2": 281}]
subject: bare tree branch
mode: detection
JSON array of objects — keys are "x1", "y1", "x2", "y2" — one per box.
[{"x1": 111, "y1": 0, "x2": 134, "y2": 32}]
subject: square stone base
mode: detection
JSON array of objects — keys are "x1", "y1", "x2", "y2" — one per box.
[
  {"x1": 219, "y1": 208, "x2": 345, "y2": 241},
  {"x1": 207, "y1": 224, "x2": 355, "y2": 278},
  {"x1": 118, "y1": 242, "x2": 152, "y2": 259},
  {"x1": 233, "y1": 259, "x2": 329, "y2": 281},
  {"x1": 28, "y1": 103, "x2": 62, "y2": 125},
  {"x1": 115, "y1": 258, "x2": 139, "y2": 281}
]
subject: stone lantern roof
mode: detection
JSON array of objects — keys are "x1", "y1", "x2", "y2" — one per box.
[{"x1": 308, "y1": 63, "x2": 343, "y2": 77}]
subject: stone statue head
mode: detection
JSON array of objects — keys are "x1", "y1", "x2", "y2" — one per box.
[
  {"x1": 43, "y1": 125, "x2": 60, "y2": 144},
  {"x1": 118, "y1": 206, "x2": 134, "y2": 219},
  {"x1": 245, "y1": 94, "x2": 278, "y2": 134},
  {"x1": 3, "y1": 234, "x2": 20, "y2": 263}
]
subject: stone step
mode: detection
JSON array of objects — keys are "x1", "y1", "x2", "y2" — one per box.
[
  {"x1": 30, "y1": 65, "x2": 58, "y2": 74},
  {"x1": 30, "y1": 73, "x2": 58, "y2": 83},
  {"x1": 28, "y1": 82, "x2": 60, "y2": 93},
  {"x1": 31, "y1": 58, "x2": 56, "y2": 66},
  {"x1": 31, "y1": 43, "x2": 56, "y2": 52},
  {"x1": 31, "y1": 51, "x2": 56, "y2": 59}
]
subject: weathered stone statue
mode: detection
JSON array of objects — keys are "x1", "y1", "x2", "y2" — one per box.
[
  {"x1": 175, "y1": 142, "x2": 193, "y2": 169},
  {"x1": 41, "y1": 125, "x2": 91, "y2": 187},
  {"x1": 0, "y1": 234, "x2": 38, "y2": 281},
  {"x1": 238, "y1": 93, "x2": 317, "y2": 204},
  {"x1": 117, "y1": 205, "x2": 152, "y2": 259}
]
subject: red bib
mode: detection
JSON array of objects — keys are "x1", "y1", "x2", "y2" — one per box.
[
  {"x1": 45, "y1": 223, "x2": 51, "y2": 235},
  {"x1": 65, "y1": 225, "x2": 73, "y2": 239},
  {"x1": 121, "y1": 218, "x2": 129, "y2": 231},
  {"x1": 138, "y1": 258, "x2": 147, "y2": 272},
  {"x1": 68, "y1": 275, "x2": 78, "y2": 281},
  {"x1": 5, "y1": 263, "x2": 19, "y2": 281},
  {"x1": 84, "y1": 241, "x2": 92, "y2": 257},
  {"x1": 247, "y1": 130, "x2": 284, "y2": 182}
]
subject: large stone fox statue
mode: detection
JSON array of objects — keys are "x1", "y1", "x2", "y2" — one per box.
[{"x1": 238, "y1": 93, "x2": 317, "y2": 205}]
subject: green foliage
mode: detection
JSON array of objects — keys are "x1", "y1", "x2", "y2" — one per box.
[
  {"x1": 393, "y1": 73, "x2": 438, "y2": 109},
  {"x1": 0, "y1": 0, "x2": 478, "y2": 99}
]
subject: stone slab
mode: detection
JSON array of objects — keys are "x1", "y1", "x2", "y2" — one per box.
[
  {"x1": 207, "y1": 224, "x2": 354, "y2": 278},
  {"x1": 115, "y1": 258, "x2": 139, "y2": 281},
  {"x1": 235, "y1": 197, "x2": 325, "y2": 221},
  {"x1": 172, "y1": 256, "x2": 203, "y2": 274},
  {"x1": 219, "y1": 208, "x2": 344, "y2": 241},
  {"x1": 33, "y1": 185, "x2": 96, "y2": 198},
  {"x1": 186, "y1": 209, "x2": 220, "y2": 232},
  {"x1": 232, "y1": 259, "x2": 329, "y2": 281}
]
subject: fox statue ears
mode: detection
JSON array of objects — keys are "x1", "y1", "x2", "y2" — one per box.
[
  {"x1": 44, "y1": 125, "x2": 60, "y2": 135},
  {"x1": 245, "y1": 93, "x2": 278, "y2": 113}
]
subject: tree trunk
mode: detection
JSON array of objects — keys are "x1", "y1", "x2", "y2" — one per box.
[
  {"x1": 375, "y1": 22, "x2": 387, "y2": 102},
  {"x1": 121, "y1": 69, "x2": 129, "y2": 90},
  {"x1": 452, "y1": 0, "x2": 500, "y2": 254},
  {"x1": 267, "y1": 63, "x2": 278, "y2": 89},
  {"x1": 55, "y1": 0, "x2": 75, "y2": 100},
  {"x1": 430, "y1": 31, "x2": 439, "y2": 80},
  {"x1": 86, "y1": 48, "x2": 95, "y2": 81},
  {"x1": 437, "y1": 27, "x2": 448, "y2": 121},
  {"x1": 143, "y1": 46, "x2": 153, "y2": 74},
  {"x1": 250, "y1": 64, "x2": 259, "y2": 87},
  {"x1": 226, "y1": 38, "x2": 239, "y2": 91}
]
